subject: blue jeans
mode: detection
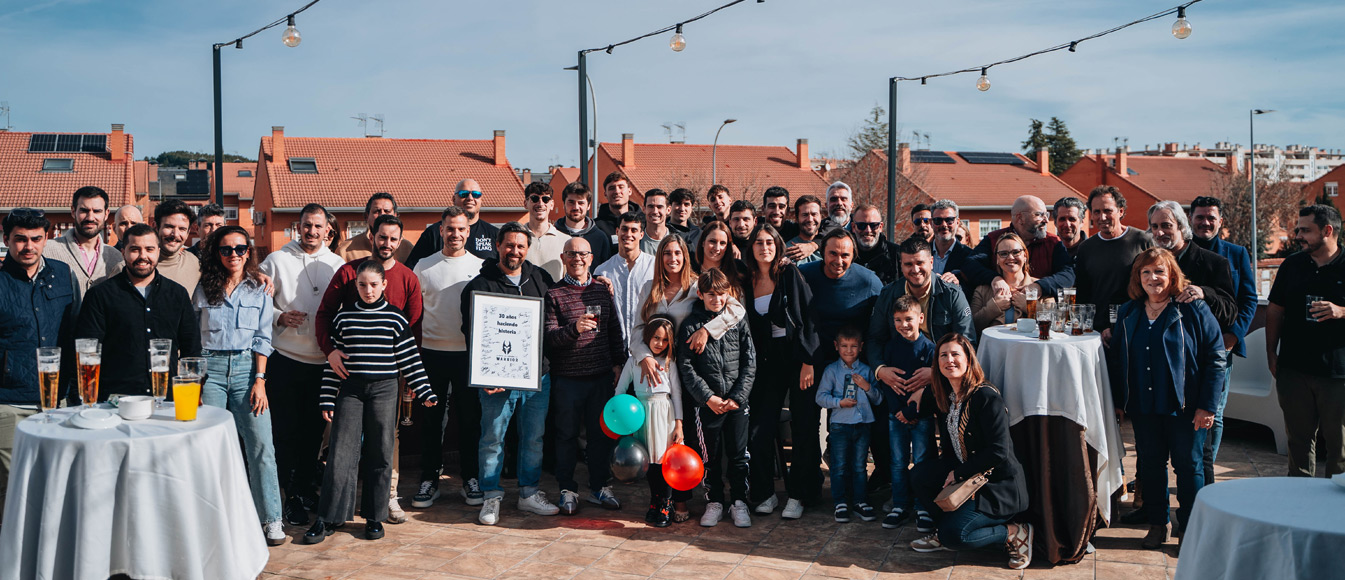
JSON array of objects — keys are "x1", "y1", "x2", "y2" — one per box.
[
  {"x1": 828, "y1": 422, "x2": 870, "y2": 507},
  {"x1": 888, "y1": 415, "x2": 935, "y2": 511},
  {"x1": 1203, "y1": 352, "x2": 1232, "y2": 483},
  {"x1": 1130, "y1": 412, "x2": 1206, "y2": 533},
  {"x1": 478, "y1": 375, "x2": 550, "y2": 499},
  {"x1": 938, "y1": 497, "x2": 1011, "y2": 550},
  {"x1": 202, "y1": 349, "x2": 282, "y2": 525}
]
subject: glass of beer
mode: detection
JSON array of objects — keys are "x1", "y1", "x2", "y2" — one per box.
[
  {"x1": 78, "y1": 343, "x2": 102, "y2": 408},
  {"x1": 400, "y1": 385, "x2": 415, "y2": 427},
  {"x1": 1025, "y1": 286, "x2": 1039, "y2": 320},
  {"x1": 149, "y1": 339, "x2": 172, "y2": 408},
  {"x1": 1037, "y1": 304, "x2": 1053, "y2": 340},
  {"x1": 586, "y1": 305, "x2": 601, "y2": 327},
  {"x1": 74, "y1": 339, "x2": 98, "y2": 408},
  {"x1": 172, "y1": 376, "x2": 201, "y2": 421},
  {"x1": 1063, "y1": 287, "x2": 1077, "y2": 306},
  {"x1": 37, "y1": 347, "x2": 61, "y2": 422}
]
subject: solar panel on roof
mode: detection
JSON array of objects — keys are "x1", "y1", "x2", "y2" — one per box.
[
  {"x1": 957, "y1": 152, "x2": 1024, "y2": 165},
  {"x1": 56, "y1": 135, "x2": 84, "y2": 152},
  {"x1": 911, "y1": 151, "x2": 955, "y2": 164},
  {"x1": 81, "y1": 135, "x2": 107, "y2": 153},
  {"x1": 28, "y1": 134, "x2": 57, "y2": 152}
]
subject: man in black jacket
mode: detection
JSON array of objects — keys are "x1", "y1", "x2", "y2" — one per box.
[
  {"x1": 460, "y1": 222, "x2": 558, "y2": 526},
  {"x1": 405, "y1": 179, "x2": 500, "y2": 269},
  {"x1": 595, "y1": 172, "x2": 643, "y2": 245},
  {"x1": 76, "y1": 224, "x2": 201, "y2": 398},
  {"x1": 1147, "y1": 201, "x2": 1238, "y2": 329},
  {"x1": 928, "y1": 199, "x2": 975, "y2": 284},
  {"x1": 851, "y1": 204, "x2": 901, "y2": 285}
]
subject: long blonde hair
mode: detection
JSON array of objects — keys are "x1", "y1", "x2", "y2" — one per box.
[{"x1": 641, "y1": 235, "x2": 697, "y2": 322}]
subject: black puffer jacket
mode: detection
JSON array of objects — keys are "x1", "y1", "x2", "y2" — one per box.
[{"x1": 677, "y1": 302, "x2": 756, "y2": 407}]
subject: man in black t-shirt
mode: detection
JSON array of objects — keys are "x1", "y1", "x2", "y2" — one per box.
[{"x1": 404, "y1": 178, "x2": 499, "y2": 268}]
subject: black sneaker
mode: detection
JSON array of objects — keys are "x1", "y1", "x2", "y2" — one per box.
[
  {"x1": 882, "y1": 507, "x2": 908, "y2": 529},
  {"x1": 302, "y1": 520, "x2": 342, "y2": 545},
  {"x1": 365, "y1": 520, "x2": 385, "y2": 540},
  {"x1": 461, "y1": 477, "x2": 485, "y2": 506},
  {"x1": 652, "y1": 499, "x2": 673, "y2": 528},
  {"x1": 412, "y1": 480, "x2": 440, "y2": 508},
  {"x1": 855, "y1": 503, "x2": 878, "y2": 522},
  {"x1": 284, "y1": 495, "x2": 310, "y2": 526},
  {"x1": 916, "y1": 511, "x2": 936, "y2": 533},
  {"x1": 834, "y1": 504, "x2": 851, "y2": 523},
  {"x1": 645, "y1": 504, "x2": 662, "y2": 525}
]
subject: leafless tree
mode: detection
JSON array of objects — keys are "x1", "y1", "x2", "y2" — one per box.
[{"x1": 1209, "y1": 166, "x2": 1305, "y2": 258}]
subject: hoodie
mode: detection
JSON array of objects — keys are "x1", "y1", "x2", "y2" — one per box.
[
  {"x1": 260, "y1": 240, "x2": 349, "y2": 364},
  {"x1": 460, "y1": 259, "x2": 555, "y2": 377},
  {"x1": 595, "y1": 201, "x2": 643, "y2": 241},
  {"x1": 555, "y1": 217, "x2": 614, "y2": 267}
]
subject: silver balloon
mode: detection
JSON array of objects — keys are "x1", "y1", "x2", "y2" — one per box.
[{"x1": 610, "y1": 436, "x2": 650, "y2": 483}]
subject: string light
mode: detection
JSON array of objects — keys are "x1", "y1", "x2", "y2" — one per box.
[
  {"x1": 670, "y1": 25, "x2": 686, "y2": 52},
  {"x1": 976, "y1": 68, "x2": 991, "y2": 92},
  {"x1": 1171, "y1": 7, "x2": 1192, "y2": 39},
  {"x1": 213, "y1": 0, "x2": 321, "y2": 53},
  {"x1": 282, "y1": 15, "x2": 302, "y2": 47}
]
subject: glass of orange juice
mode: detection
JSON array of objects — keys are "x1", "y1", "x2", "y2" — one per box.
[{"x1": 172, "y1": 376, "x2": 201, "y2": 421}]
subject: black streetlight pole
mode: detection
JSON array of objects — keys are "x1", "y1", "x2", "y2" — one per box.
[
  {"x1": 886, "y1": 78, "x2": 898, "y2": 240},
  {"x1": 577, "y1": 51, "x2": 589, "y2": 193}
]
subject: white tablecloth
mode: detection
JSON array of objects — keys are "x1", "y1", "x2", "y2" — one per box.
[
  {"x1": 976, "y1": 325, "x2": 1125, "y2": 522},
  {"x1": 0, "y1": 406, "x2": 269, "y2": 580},
  {"x1": 1176, "y1": 477, "x2": 1345, "y2": 580}
]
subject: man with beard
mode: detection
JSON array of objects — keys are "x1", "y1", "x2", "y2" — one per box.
[
  {"x1": 850, "y1": 204, "x2": 900, "y2": 285},
  {"x1": 461, "y1": 222, "x2": 559, "y2": 525},
  {"x1": 666, "y1": 188, "x2": 702, "y2": 248},
  {"x1": 926, "y1": 200, "x2": 975, "y2": 285},
  {"x1": 963, "y1": 195, "x2": 1075, "y2": 298},
  {"x1": 785, "y1": 195, "x2": 823, "y2": 264},
  {"x1": 640, "y1": 189, "x2": 673, "y2": 255},
  {"x1": 596, "y1": 172, "x2": 643, "y2": 247},
  {"x1": 151, "y1": 199, "x2": 201, "y2": 292},
  {"x1": 43, "y1": 186, "x2": 124, "y2": 309},
  {"x1": 112, "y1": 204, "x2": 144, "y2": 251},
  {"x1": 405, "y1": 180, "x2": 500, "y2": 268},
  {"x1": 186, "y1": 203, "x2": 227, "y2": 258},
  {"x1": 728, "y1": 201, "x2": 757, "y2": 259},
  {"x1": 1075, "y1": 186, "x2": 1154, "y2": 331},
  {"x1": 338, "y1": 193, "x2": 414, "y2": 264},
  {"x1": 1189, "y1": 195, "x2": 1257, "y2": 484},
  {"x1": 76, "y1": 223, "x2": 201, "y2": 399},
  {"x1": 520, "y1": 182, "x2": 570, "y2": 281},
  {"x1": 0, "y1": 208, "x2": 76, "y2": 519},
  {"x1": 1053, "y1": 197, "x2": 1088, "y2": 258},
  {"x1": 555, "y1": 182, "x2": 614, "y2": 267},
  {"x1": 908, "y1": 204, "x2": 933, "y2": 244},
  {"x1": 316, "y1": 214, "x2": 423, "y2": 524},
  {"x1": 703, "y1": 185, "x2": 734, "y2": 225},
  {"x1": 761, "y1": 186, "x2": 799, "y2": 241},
  {"x1": 1266, "y1": 204, "x2": 1345, "y2": 478},
  {"x1": 1146, "y1": 201, "x2": 1237, "y2": 329},
  {"x1": 259, "y1": 203, "x2": 347, "y2": 525},
  {"x1": 819, "y1": 181, "x2": 854, "y2": 233}
]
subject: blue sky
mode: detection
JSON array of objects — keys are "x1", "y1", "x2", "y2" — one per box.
[{"x1": 2, "y1": 0, "x2": 1341, "y2": 173}]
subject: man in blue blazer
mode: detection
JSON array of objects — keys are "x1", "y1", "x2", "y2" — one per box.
[{"x1": 1189, "y1": 196, "x2": 1259, "y2": 483}]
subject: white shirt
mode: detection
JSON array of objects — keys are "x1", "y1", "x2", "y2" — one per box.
[
  {"x1": 259, "y1": 240, "x2": 346, "y2": 364},
  {"x1": 594, "y1": 251, "x2": 656, "y2": 345},
  {"x1": 414, "y1": 250, "x2": 485, "y2": 352}
]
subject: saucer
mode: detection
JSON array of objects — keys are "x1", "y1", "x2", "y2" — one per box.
[
  {"x1": 1332, "y1": 473, "x2": 1345, "y2": 489},
  {"x1": 69, "y1": 408, "x2": 124, "y2": 430}
]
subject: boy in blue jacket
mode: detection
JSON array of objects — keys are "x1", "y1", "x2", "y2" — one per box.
[
  {"x1": 816, "y1": 325, "x2": 880, "y2": 523},
  {"x1": 876, "y1": 295, "x2": 937, "y2": 532}
]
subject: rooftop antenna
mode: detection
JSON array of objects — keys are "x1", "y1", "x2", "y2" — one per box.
[
  {"x1": 661, "y1": 122, "x2": 686, "y2": 144},
  {"x1": 371, "y1": 114, "x2": 385, "y2": 137},
  {"x1": 0, "y1": 102, "x2": 10, "y2": 131},
  {"x1": 352, "y1": 113, "x2": 368, "y2": 136}
]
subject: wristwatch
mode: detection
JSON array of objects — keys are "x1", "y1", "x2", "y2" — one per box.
[{"x1": 255, "y1": 373, "x2": 267, "y2": 381}]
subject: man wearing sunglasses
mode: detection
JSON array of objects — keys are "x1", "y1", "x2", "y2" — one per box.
[
  {"x1": 928, "y1": 199, "x2": 974, "y2": 285},
  {"x1": 43, "y1": 187, "x2": 124, "y2": 310},
  {"x1": 520, "y1": 182, "x2": 570, "y2": 281},
  {"x1": 962, "y1": 195, "x2": 1075, "y2": 300},
  {"x1": 406, "y1": 180, "x2": 500, "y2": 269},
  {"x1": 337, "y1": 193, "x2": 413, "y2": 264},
  {"x1": 850, "y1": 204, "x2": 900, "y2": 285},
  {"x1": 908, "y1": 204, "x2": 933, "y2": 244}
]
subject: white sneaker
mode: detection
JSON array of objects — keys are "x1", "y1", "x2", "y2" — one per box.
[
  {"x1": 700, "y1": 502, "x2": 724, "y2": 527},
  {"x1": 386, "y1": 497, "x2": 408, "y2": 524},
  {"x1": 730, "y1": 500, "x2": 752, "y2": 528},
  {"x1": 518, "y1": 491, "x2": 560, "y2": 516},
  {"x1": 754, "y1": 495, "x2": 779, "y2": 514},
  {"x1": 478, "y1": 497, "x2": 502, "y2": 526},
  {"x1": 781, "y1": 498, "x2": 804, "y2": 520},
  {"x1": 264, "y1": 521, "x2": 286, "y2": 546}
]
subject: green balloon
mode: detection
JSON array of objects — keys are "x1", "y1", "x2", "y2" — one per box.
[{"x1": 603, "y1": 394, "x2": 646, "y2": 436}]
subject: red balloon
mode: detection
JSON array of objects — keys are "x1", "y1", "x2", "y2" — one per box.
[
  {"x1": 599, "y1": 414, "x2": 620, "y2": 440},
  {"x1": 661, "y1": 443, "x2": 705, "y2": 491}
]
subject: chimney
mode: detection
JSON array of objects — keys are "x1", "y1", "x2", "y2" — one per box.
[
  {"x1": 897, "y1": 142, "x2": 911, "y2": 173},
  {"x1": 1037, "y1": 147, "x2": 1050, "y2": 176},
  {"x1": 797, "y1": 139, "x2": 810, "y2": 170},
  {"x1": 1163, "y1": 142, "x2": 1178, "y2": 156},
  {"x1": 492, "y1": 130, "x2": 507, "y2": 167},
  {"x1": 271, "y1": 126, "x2": 285, "y2": 162},
  {"x1": 108, "y1": 124, "x2": 127, "y2": 161},
  {"x1": 621, "y1": 133, "x2": 635, "y2": 168},
  {"x1": 1226, "y1": 153, "x2": 1239, "y2": 175},
  {"x1": 521, "y1": 168, "x2": 532, "y2": 184},
  {"x1": 1116, "y1": 149, "x2": 1128, "y2": 176}
]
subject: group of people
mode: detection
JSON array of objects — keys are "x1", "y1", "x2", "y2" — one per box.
[{"x1": 2, "y1": 171, "x2": 1343, "y2": 571}]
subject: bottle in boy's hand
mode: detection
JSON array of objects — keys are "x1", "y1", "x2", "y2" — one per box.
[{"x1": 843, "y1": 373, "x2": 857, "y2": 401}]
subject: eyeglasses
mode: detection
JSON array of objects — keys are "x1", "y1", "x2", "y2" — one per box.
[
  {"x1": 563, "y1": 250, "x2": 592, "y2": 258},
  {"x1": 529, "y1": 195, "x2": 552, "y2": 204},
  {"x1": 931, "y1": 217, "x2": 958, "y2": 225},
  {"x1": 852, "y1": 222, "x2": 882, "y2": 231},
  {"x1": 456, "y1": 190, "x2": 484, "y2": 199},
  {"x1": 911, "y1": 217, "x2": 931, "y2": 225},
  {"x1": 995, "y1": 248, "x2": 1026, "y2": 259},
  {"x1": 1029, "y1": 211, "x2": 1050, "y2": 219},
  {"x1": 218, "y1": 244, "x2": 251, "y2": 257}
]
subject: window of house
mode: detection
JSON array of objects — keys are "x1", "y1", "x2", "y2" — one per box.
[
  {"x1": 237, "y1": 169, "x2": 253, "y2": 177},
  {"x1": 288, "y1": 158, "x2": 318, "y2": 174},
  {"x1": 224, "y1": 207, "x2": 239, "y2": 221},
  {"x1": 40, "y1": 158, "x2": 74, "y2": 172},
  {"x1": 1327, "y1": 182, "x2": 1339, "y2": 198},
  {"x1": 980, "y1": 219, "x2": 1002, "y2": 239},
  {"x1": 347, "y1": 222, "x2": 367, "y2": 240}
]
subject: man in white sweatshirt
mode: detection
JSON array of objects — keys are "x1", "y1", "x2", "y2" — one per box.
[
  {"x1": 411, "y1": 206, "x2": 486, "y2": 509},
  {"x1": 259, "y1": 203, "x2": 347, "y2": 526}
]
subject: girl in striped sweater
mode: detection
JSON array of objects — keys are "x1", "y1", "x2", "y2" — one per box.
[{"x1": 305, "y1": 260, "x2": 438, "y2": 544}]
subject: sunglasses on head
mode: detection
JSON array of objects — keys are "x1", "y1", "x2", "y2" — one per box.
[
  {"x1": 456, "y1": 190, "x2": 484, "y2": 199},
  {"x1": 218, "y1": 244, "x2": 250, "y2": 257},
  {"x1": 529, "y1": 195, "x2": 552, "y2": 204},
  {"x1": 10, "y1": 208, "x2": 45, "y2": 218},
  {"x1": 852, "y1": 221, "x2": 882, "y2": 231},
  {"x1": 931, "y1": 217, "x2": 958, "y2": 225}
]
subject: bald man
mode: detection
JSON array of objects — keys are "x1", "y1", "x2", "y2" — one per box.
[
  {"x1": 112, "y1": 205, "x2": 144, "y2": 250},
  {"x1": 962, "y1": 195, "x2": 1076, "y2": 297},
  {"x1": 405, "y1": 178, "x2": 500, "y2": 268}
]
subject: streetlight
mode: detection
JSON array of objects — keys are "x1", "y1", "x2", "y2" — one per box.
[
  {"x1": 1249, "y1": 108, "x2": 1275, "y2": 280},
  {"x1": 711, "y1": 119, "x2": 737, "y2": 186}
]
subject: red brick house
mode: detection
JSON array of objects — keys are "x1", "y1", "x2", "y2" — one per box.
[
  {"x1": 0, "y1": 124, "x2": 135, "y2": 237},
  {"x1": 1058, "y1": 150, "x2": 1233, "y2": 230}
]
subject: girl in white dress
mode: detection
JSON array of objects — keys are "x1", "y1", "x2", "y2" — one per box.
[{"x1": 615, "y1": 315, "x2": 682, "y2": 527}]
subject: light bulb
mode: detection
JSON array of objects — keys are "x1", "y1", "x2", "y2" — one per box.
[
  {"x1": 976, "y1": 69, "x2": 991, "y2": 92},
  {"x1": 282, "y1": 15, "x2": 302, "y2": 47},
  {"x1": 670, "y1": 25, "x2": 686, "y2": 52},
  {"x1": 1171, "y1": 7, "x2": 1192, "y2": 39}
]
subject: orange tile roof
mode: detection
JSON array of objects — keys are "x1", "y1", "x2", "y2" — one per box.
[
  {"x1": 876, "y1": 150, "x2": 1080, "y2": 206},
  {"x1": 220, "y1": 162, "x2": 257, "y2": 200},
  {"x1": 597, "y1": 142, "x2": 830, "y2": 200},
  {"x1": 259, "y1": 136, "x2": 524, "y2": 210},
  {"x1": 133, "y1": 160, "x2": 150, "y2": 196},
  {"x1": 1117, "y1": 156, "x2": 1231, "y2": 204},
  {"x1": 0, "y1": 131, "x2": 135, "y2": 210},
  {"x1": 551, "y1": 166, "x2": 579, "y2": 185}
]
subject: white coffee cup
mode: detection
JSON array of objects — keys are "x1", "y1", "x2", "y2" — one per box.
[
  {"x1": 1016, "y1": 318, "x2": 1036, "y2": 334},
  {"x1": 118, "y1": 396, "x2": 154, "y2": 421}
]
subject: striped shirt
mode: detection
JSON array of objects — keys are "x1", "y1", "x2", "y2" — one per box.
[{"x1": 320, "y1": 298, "x2": 436, "y2": 410}]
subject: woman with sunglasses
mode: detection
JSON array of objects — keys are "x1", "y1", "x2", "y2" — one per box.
[
  {"x1": 194, "y1": 225, "x2": 285, "y2": 546},
  {"x1": 969, "y1": 233, "x2": 1047, "y2": 336}
]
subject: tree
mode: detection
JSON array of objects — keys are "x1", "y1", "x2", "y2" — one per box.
[
  {"x1": 1209, "y1": 166, "x2": 1305, "y2": 259},
  {"x1": 146, "y1": 150, "x2": 254, "y2": 167},
  {"x1": 1021, "y1": 117, "x2": 1082, "y2": 175},
  {"x1": 846, "y1": 105, "x2": 888, "y2": 160}
]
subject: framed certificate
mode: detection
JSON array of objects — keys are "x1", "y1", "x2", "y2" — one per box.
[{"x1": 468, "y1": 292, "x2": 544, "y2": 391}]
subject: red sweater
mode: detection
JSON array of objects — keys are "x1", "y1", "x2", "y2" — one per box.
[{"x1": 316, "y1": 257, "x2": 422, "y2": 355}]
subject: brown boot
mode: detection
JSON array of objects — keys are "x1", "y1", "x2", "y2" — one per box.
[{"x1": 1141, "y1": 524, "x2": 1168, "y2": 550}]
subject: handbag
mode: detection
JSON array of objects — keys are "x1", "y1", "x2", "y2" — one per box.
[{"x1": 933, "y1": 468, "x2": 993, "y2": 512}]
